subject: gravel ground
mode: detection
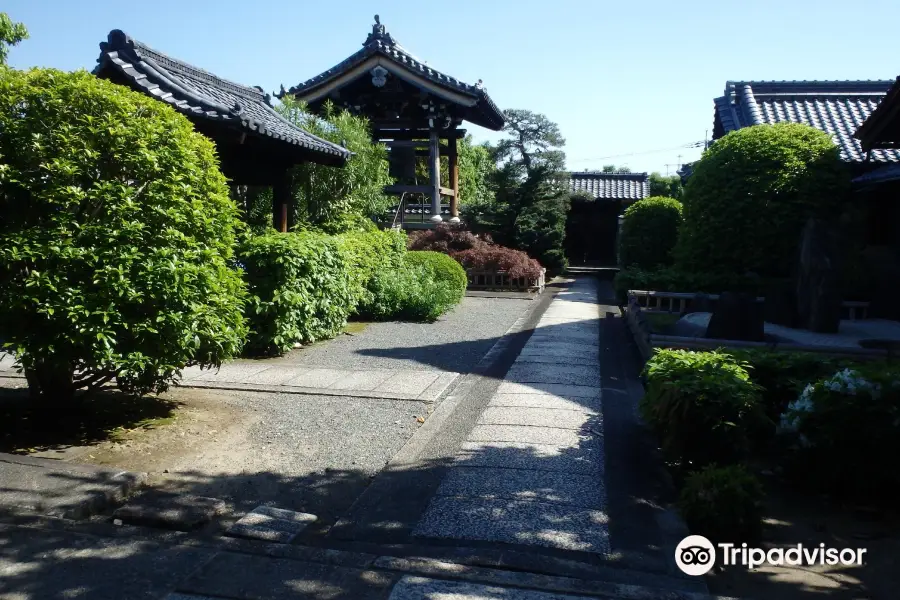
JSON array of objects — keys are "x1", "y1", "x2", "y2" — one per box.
[
  {"x1": 96, "y1": 388, "x2": 431, "y2": 529},
  {"x1": 269, "y1": 296, "x2": 535, "y2": 373}
]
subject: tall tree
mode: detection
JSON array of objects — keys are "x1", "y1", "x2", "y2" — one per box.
[
  {"x1": 0, "y1": 13, "x2": 28, "y2": 65},
  {"x1": 493, "y1": 109, "x2": 566, "y2": 178}
]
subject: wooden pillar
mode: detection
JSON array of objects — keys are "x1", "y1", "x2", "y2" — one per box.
[
  {"x1": 428, "y1": 129, "x2": 442, "y2": 223},
  {"x1": 448, "y1": 136, "x2": 460, "y2": 221},
  {"x1": 272, "y1": 168, "x2": 291, "y2": 233}
]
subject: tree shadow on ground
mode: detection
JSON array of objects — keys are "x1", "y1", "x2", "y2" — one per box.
[
  {"x1": 0, "y1": 442, "x2": 891, "y2": 599},
  {"x1": 0, "y1": 278, "x2": 893, "y2": 599},
  {"x1": 0, "y1": 387, "x2": 180, "y2": 454}
]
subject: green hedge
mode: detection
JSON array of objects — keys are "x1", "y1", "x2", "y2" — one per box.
[
  {"x1": 404, "y1": 251, "x2": 468, "y2": 301},
  {"x1": 335, "y1": 228, "x2": 406, "y2": 308},
  {"x1": 675, "y1": 123, "x2": 849, "y2": 277},
  {"x1": 238, "y1": 232, "x2": 354, "y2": 355},
  {"x1": 618, "y1": 196, "x2": 682, "y2": 269},
  {"x1": 357, "y1": 251, "x2": 466, "y2": 322}
]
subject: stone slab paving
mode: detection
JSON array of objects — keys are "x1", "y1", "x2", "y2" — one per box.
[
  {"x1": 226, "y1": 505, "x2": 318, "y2": 543},
  {"x1": 414, "y1": 278, "x2": 609, "y2": 555},
  {"x1": 177, "y1": 361, "x2": 459, "y2": 402},
  {"x1": 389, "y1": 576, "x2": 600, "y2": 600}
]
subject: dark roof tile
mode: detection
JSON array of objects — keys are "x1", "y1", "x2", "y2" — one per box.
[
  {"x1": 567, "y1": 172, "x2": 650, "y2": 201},
  {"x1": 95, "y1": 30, "x2": 350, "y2": 164},
  {"x1": 282, "y1": 19, "x2": 504, "y2": 131},
  {"x1": 712, "y1": 80, "x2": 900, "y2": 163}
]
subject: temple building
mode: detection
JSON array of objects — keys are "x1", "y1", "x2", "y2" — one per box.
[
  {"x1": 280, "y1": 16, "x2": 505, "y2": 227},
  {"x1": 94, "y1": 29, "x2": 350, "y2": 232}
]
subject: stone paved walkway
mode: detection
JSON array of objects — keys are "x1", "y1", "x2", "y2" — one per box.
[
  {"x1": 0, "y1": 354, "x2": 458, "y2": 402},
  {"x1": 177, "y1": 362, "x2": 459, "y2": 402},
  {"x1": 413, "y1": 278, "x2": 608, "y2": 554}
]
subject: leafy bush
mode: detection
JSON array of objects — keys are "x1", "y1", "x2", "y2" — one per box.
[
  {"x1": 679, "y1": 465, "x2": 765, "y2": 543},
  {"x1": 277, "y1": 98, "x2": 392, "y2": 231},
  {"x1": 780, "y1": 366, "x2": 900, "y2": 501},
  {"x1": 618, "y1": 196, "x2": 683, "y2": 269},
  {"x1": 237, "y1": 232, "x2": 353, "y2": 355},
  {"x1": 0, "y1": 68, "x2": 248, "y2": 401},
  {"x1": 675, "y1": 123, "x2": 849, "y2": 277},
  {"x1": 408, "y1": 223, "x2": 491, "y2": 253},
  {"x1": 613, "y1": 266, "x2": 776, "y2": 305},
  {"x1": 358, "y1": 263, "x2": 459, "y2": 323},
  {"x1": 727, "y1": 349, "x2": 850, "y2": 422},
  {"x1": 640, "y1": 349, "x2": 768, "y2": 468},
  {"x1": 404, "y1": 251, "x2": 468, "y2": 302},
  {"x1": 408, "y1": 224, "x2": 543, "y2": 280},
  {"x1": 335, "y1": 228, "x2": 406, "y2": 308}
]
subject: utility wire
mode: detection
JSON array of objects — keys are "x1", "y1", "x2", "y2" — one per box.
[{"x1": 568, "y1": 140, "x2": 705, "y2": 164}]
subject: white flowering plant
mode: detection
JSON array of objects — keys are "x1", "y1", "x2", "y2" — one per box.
[{"x1": 779, "y1": 365, "x2": 900, "y2": 499}]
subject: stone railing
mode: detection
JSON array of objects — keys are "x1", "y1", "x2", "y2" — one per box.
[
  {"x1": 467, "y1": 269, "x2": 546, "y2": 293},
  {"x1": 624, "y1": 290, "x2": 882, "y2": 362},
  {"x1": 629, "y1": 290, "x2": 869, "y2": 321}
]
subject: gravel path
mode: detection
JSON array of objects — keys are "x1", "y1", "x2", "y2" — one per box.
[{"x1": 269, "y1": 297, "x2": 534, "y2": 373}]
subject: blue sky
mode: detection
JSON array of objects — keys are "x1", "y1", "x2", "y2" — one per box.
[{"x1": 6, "y1": 0, "x2": 900, "y2": 174}]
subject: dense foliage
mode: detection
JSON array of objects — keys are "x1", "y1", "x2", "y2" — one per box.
[
  {"x1": 465, "y1": 110, "x2": 569, "y2": 273},
  {"x1": 408, "y1": 224, "x2": 544, "y2": 280},
  {"x1": 0, "y1": 69, "x2": 248, "y2": 400},
  {"x1": 640, "y1": 349, "x2": 767, "y2": 468},
  {"x1": 404, "y1": 251, "x2": 468, "y2": 302},
  {"x1": 678, "y1": 465, "x2": 764, "y2": 543},
  {"x1": 358, "y1": 252, "x2": 464, "y2": 322},
  {"x1": 618, "y1": 196, "x2": 682, "y2": 269},
  {"x1": 0, "y1": 12, "x2": 27, "y2": 65},
  {"x1": 237, "y1": 231, "x2": 353, "y2": 355},
  {"x1": 457, "y1": 136, "x2": 496, "y2": 208},
  {"x1": 277, "y1": 99, "x2": 393, "y2": 232},
  {"x1": 335, "y1": 228, "x2": 407, "y2": 308},
  {"x1": 649, "y1": 172, "x2": 683, "y2": 200},
  {"x1": 727, "y1": 349, "x2": 848, "y2": 423},
  {"x1": 780, "y1": 365, "x2": 900, "y2": 501},
  {"x1": 675, "y1": 123, "x2": 849, "y2": 277}
]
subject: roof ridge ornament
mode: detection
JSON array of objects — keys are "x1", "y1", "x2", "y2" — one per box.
[{"x1": 364, "y1": 14, "x2": 395, "y2": 47}]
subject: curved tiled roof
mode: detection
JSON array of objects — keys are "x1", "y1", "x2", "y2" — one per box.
[
  {"x1": 281, "y1": 18, "x2": 504, "y2": 131},
  {"x1": 94, "y1": 30, "x2": 350, "y2": 165},
  {"x1": 568, "y1": 172, "x2": 650, "y2": 201},
  {"x1": 712, "y1": 80, "x2": 900, "y2": 163}
]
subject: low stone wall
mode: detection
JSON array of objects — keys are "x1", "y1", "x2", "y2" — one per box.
[{"x1": 466, "y1": 269, "x2": 546, "y2": 293}]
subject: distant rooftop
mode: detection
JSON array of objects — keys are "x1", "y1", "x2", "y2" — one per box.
[
  {"x1": 568, "y1": 171, "x2": 649, "y2": 201},
  {"x1": 712, "y1": 80, "x2": 900, "y2": 163}
]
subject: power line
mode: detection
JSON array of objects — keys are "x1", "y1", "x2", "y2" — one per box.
[{"x1": 568, "y1": 141, "x2": 705, "y2": 164}]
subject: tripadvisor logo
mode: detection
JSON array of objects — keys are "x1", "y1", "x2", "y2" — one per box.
[{"x1": 675, "y1": 536, "x2": 867, "y2": 576}]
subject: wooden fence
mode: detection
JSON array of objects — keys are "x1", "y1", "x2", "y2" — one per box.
[{"x1": 466, "y1": 269, "x2": 546, "y2": 293}]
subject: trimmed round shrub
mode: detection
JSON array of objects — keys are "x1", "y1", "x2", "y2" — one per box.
[
  {"x1": 640, "y1": 349, "x2": 768, "y2": 468},
  {"x1": 618, "y1": 196, "x2": 682, "y2": 269},
  {"x1": 675, "y1": 123, "x2": 849, "y2": 277},
  {"x1": 0, "y1": 68, "x2": 248, "y2": 401},
  {"x1": 238, "y1": 231, "x2": 353, "y2": 355},
  {"x1": 405, "y1": 251, "x2": 468, "y2": 298},
  {"x1": 679, "y1": 465, "x2": 765, "y2": 544}
]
